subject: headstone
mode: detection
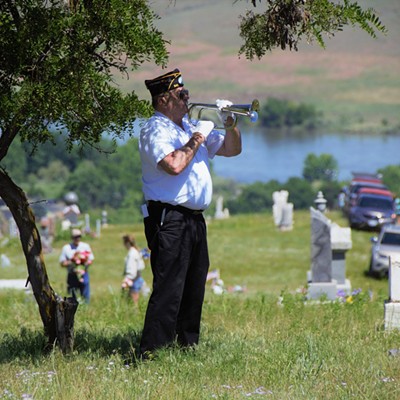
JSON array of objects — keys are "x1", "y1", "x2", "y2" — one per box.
[
  {"x1": 215, "y1": 196, "x2": 229, "y2": 219},
  {"x1": 62, "y1": 204, "x2": 80, "y2": 225},
  {"x1": 39, "y1": 216, "x2": 53, "y2": 254},
  {"x1": 307, "y1": 207, "x2": 352, "y2": 301},
  {"x1": 384, "y1": 256, "x2": 400, "y2": 330},
  {"x1": 272, "y1": 190, "x2": 294, "y2": 231},
  {"x1": 96, "y1": 219, "x2": 101, "y2": 237},
  {"x1": 84, "y1": 213, "x2": 91, "y2": 234},
  {"x1": 62, "y1": 192, "x2": 81, "y2": 229},
  {"x1": 0, "y1": 254, "x2": 11, "y2": 268},
  {"x1": 0, "y1": 279, "x2": 32, "y2": 293},
  {"x1": 101, "y1": 210, "x2": 108, "y2": 226},
  {"x1": 9, "y1": 217, "x2": 18, "y2": 237},
  {"x1": 281, "y1": 203, "x2": 293, "y2": 230},
  {"x1": 330, "y1": 223, "x2": 352, "y2": 293},
  {"x1": 389, "y1": 257, "x2": 400, "y2": 302},
  {"x1": 310, "y1": 207, "x2": 332, "y2": 282}
]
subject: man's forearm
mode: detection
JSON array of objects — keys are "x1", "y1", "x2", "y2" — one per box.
[
  {"x1": 217, "y1": 125, "x2": 242, "y2": 157},
  {"x1": 159, "y1": 133, "x2": 205, "y2": 175}
]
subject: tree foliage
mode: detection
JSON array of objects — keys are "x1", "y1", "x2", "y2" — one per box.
[
  {"x1": 0, "y1": 0, "x2": 168, "y2": 158},
  {"x1": 302, "y1": 153, "x2": 338, "y2": 182},
  {"x1": 226, "y1": 180, "x2": 281, "y2": 214},
  {"x1": 238, "y1": 0, "x2": 386, "y2": 58},
  {"x1": 226, "y1": 177, "x2": 316, "y2": 213},
  {"x1": 378, "y1": 165, "x2": 400, "y2": 198}
]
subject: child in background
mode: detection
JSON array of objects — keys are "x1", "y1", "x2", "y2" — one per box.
[{"x1": 121, "y1": 234, "x2": 145, "y2": 305}]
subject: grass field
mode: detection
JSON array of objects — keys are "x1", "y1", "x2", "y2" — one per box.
[
  {"x1": 1, "y1": 210, "x2": 400, "y2": 399},
  {"x1": 118, "y1": 0, "x2": 400, "y2": 133}
]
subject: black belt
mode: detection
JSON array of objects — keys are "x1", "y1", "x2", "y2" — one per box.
[{"x1": 148, "y1": 201, "x2": 203, "y2": 215}]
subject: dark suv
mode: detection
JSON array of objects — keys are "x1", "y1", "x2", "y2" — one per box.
[
  {"x1": 343, "y1": 181, "x2": 388, "y2": 215},
  {"x1": 348, "y1": 192, "x2": 396, "y2": 230}
]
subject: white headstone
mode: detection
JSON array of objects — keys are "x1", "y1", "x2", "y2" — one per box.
[
  {"x1": 385, "y1": 257, "x2": 400, "y2": 330},
  {"x1": 330, "y1": 224, "x2": 352, "y2": 251},
  {"x1": 85, "y1": 213, "x2": 91, "y2": 233},
  {"x1": 272, "y1": 190, "x2": 293, "y2": 230},
  {"x1": 330, "y1": 223, "x2": 352, "y2": 286},
  {"x1": 0, "y1": 254, "x2": 11, "y2": 268},
  {"x1": 215, "y1": 196, "x2": 229, "y2": 219},
  {"x1": 389, "y1": 256, "x2": 400, "y2": 302},
  {"x1": 96, "y1": 219, "x2": 101, "y2": 237},
  {"x1": 9, "y1": 218, "x2": 18, "y2": 237},
  {"x1": 101, "y1": 210, "x2": 108, "y2": 226}
]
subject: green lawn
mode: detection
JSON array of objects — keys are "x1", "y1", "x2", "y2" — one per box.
[{"x1": 1, "y1": 210, "x2": 399, "y2": 399}]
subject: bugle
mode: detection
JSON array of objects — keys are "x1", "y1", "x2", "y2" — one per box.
[{"x1": 188, "y1": 99, "x2": 260, "y2": 129}]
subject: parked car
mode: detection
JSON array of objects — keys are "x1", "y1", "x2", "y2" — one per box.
[
  {"x1": 369, "y1": 224, "x2": 400, "y2": 277},
  {"x1": 348, "y1": 192, "x2": 396, "y2": 230},
  {"x1": 351, "y1": 172, "x2": 383, "y2": 184},
  {"x1": 343, "y1": 181, "x2": 388, "y2": 215}
]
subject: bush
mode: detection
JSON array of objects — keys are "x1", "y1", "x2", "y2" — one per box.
[
  {"x1": 260, "y1": 98, "x2": 321, "y2": 129},
  {"x1": 226, "y1": 180, "x2": 281, "y2": 214}
]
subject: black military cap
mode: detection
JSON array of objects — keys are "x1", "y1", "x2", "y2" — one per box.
[{"x1": 144, "y1": 68, "x2": 184, "y2": 97}]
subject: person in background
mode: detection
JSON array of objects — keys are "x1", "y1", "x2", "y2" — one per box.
[
  {"x1": 121, "y1": 234, "x2": 145, "y2": 305},
  {"x1": 138, "y1": 68, "x2": 242, "y2": 358},
  {"x1": 59, "y1": 228, "x2": 94, "y2": 303}
]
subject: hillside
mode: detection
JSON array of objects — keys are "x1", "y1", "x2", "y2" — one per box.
[{"x1": 116, "y1": 0, "x2": 400, "y2": 132}]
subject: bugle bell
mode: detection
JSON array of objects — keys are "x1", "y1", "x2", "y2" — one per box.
[{"x1": 188, "y1": 99, "x2": 260, "y2": 129}]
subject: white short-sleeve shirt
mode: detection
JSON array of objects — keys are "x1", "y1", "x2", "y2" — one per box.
[
  {"x1": 59, "y1": 241, "x2": 94, "y2": 264},
  {"x1": 139, "y1": 112, "x2": 224, "y2": 210}
]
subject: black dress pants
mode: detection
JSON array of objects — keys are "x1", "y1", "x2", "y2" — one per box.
[{"x1": 139, "y1": 202, "x2": 209, "y2": 355}]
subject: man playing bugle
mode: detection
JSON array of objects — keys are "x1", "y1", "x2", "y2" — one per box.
[{"x1": 138, "y1": 68, "x2": 242, "y2": 359}]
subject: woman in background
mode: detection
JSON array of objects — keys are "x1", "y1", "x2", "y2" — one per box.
[{"x1": 121, "y1": 234, "x2": 145, "y2": 305}]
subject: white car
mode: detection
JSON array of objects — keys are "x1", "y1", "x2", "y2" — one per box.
[{"x1": 369, "y1": 224, "x2": 400, "y2": 278}]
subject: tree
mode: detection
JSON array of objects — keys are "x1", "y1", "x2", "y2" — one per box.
[
  {"x1": 282, "y1": 177, "x2": 314, "y2": 209},
  {"x1": 302, "y1": 153, "x2": 338, "y2": 182},
  {"x1": 0, "y1": 0, "x2": 168, "y2": 352},
  {"x1": 378, "y1": 165, "x2": 400, "y2": 198},
  {"x1": 238, "y1": 0, "x2": 386, "y2": 58}
]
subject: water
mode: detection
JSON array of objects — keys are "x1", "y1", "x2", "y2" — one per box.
[{"x1": 212, "y1": 129, "x2": 400, "y2": 184}]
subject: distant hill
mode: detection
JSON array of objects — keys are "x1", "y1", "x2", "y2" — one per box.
[{"x1": 116, "y1": 0, "x2": 400, "y2": 132}]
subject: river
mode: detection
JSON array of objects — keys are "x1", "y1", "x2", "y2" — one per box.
[{"x1": 212, "y1": 129, "x2": 400, "y2": 184}]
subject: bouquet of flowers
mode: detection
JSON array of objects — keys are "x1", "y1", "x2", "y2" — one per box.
[
  {"x1": 121, "y1": 276, "x2": 134, "y2": 290},
  {"x1": 71, "y1": 250, "x2": 92, "y2": 283}
]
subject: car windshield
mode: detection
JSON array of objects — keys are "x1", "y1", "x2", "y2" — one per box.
[
  {"x1": 381, "y1": 232, "x2": 400, "y2": 246},
  {"x1": 358, "y1": 197, "x2": 393, "y2": 209}
]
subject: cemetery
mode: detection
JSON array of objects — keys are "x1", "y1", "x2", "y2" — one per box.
[
  {"x1": 1, "y1": 195, "x2": 399, "y2": 398},
  {"x1": 1, "y1": 0, "x2": 398, "y2": 396}
]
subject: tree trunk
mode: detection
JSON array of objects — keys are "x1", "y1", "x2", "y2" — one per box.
[{"x1": 0, "y1": 168, "x2": 78, "y2": 353}]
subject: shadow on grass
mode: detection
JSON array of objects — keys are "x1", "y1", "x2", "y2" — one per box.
[{"x1": 0, "y1": 327, "x2": 142, "y2": 365}]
